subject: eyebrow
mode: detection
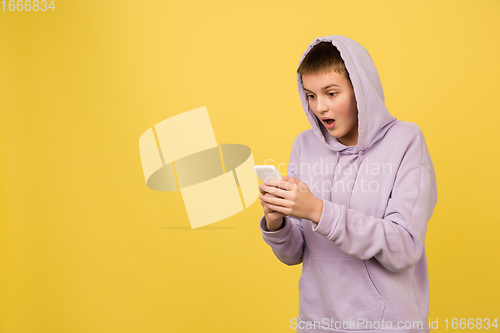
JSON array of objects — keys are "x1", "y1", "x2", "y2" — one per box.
[{"x1": 303, "y1": 84, "x2": 339, "y2": 92}]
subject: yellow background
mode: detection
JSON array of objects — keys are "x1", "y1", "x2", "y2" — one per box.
[{"x1": 1, "y1": 0, "x2": 499, "y2": 332}]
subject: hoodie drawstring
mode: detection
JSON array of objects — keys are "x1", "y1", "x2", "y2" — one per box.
[
  {"x1": 328, "y1": 150, "x2": 365, "y2": 209},
  {"x1": 346, "y1": 150, "x2": 365, "y2": 209},
  {"x1": 328, "y1": 151, "x2": 340, "y2": 202}
]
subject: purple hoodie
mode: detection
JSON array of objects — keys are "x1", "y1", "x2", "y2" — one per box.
[{"x1": 259, "y1": 35, "x2": 438, "y2": 333}]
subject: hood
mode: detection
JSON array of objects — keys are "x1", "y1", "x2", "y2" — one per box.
[{"x1": 297, "y1": 35, "x2": 397, "y2": 155}]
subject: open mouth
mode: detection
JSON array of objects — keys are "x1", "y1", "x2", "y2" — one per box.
[{"x1": 322, "y1": 118, "x2": 335, "y2": 129}]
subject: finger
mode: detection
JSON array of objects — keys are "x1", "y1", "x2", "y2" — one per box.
[
  {"x1": 261, "y1": 195, "x2": 278, "y2": 203},
  {"x1": 264, "y1": 201, "x2": 285, "y2": 215},
  {"x1": 258, "y1": 185, "x2": 267, "y2": 195},
  {"x1": 260, "y1": 184, "x2": 275, "y2": 194},
  {"x1": 261, "y1": 199, "x2": 277, "y2": 213},
  {"x1": 260, "y1": 184, "x2": 280, "y2": 195},
  {"x1": 263, "y1": 186, "x2": 289, "y2": 199},
  {"x1": 262, "y1": 204, "x2": 271, "y2": 214},
  {"x1": 264, "y1": 179, "x2": 294, "y2": 192},
  {"x1": 261, "y1": 202, "x2": 276, "y2": 214},
  {"x1": 261, "y1": 195, "x2": 271, "y2": 202},
  {"x1": 261, "y1": 194, "x2": 287, "y2": 208},
  {"x1": 265, "y1": 178, "x2": 284, "y2": 189},
  {"x1": 275, "y1": 179, "x2": 295, "y2": 192},
  {"x1": 260, "y1": 184, "x2": 276, "y2": 195},
  {"x1": 263, "y1": 179, "x2": 276, "y2": 187}
]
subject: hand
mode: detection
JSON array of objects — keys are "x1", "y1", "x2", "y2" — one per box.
[
  {"x1": 259, "y1": 184, "x2": 286, "y2": 231},
  {"x1": 258, "y1": 176, "x2": 323, "y2": 223}
]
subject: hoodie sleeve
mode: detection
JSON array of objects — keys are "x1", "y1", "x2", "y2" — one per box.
[
  {"x1": 312, "y1": 127, "x2": 437, "y2": 272},
  {"x1": 258, "y1": 135, "x2": 305, "y2": 266}
]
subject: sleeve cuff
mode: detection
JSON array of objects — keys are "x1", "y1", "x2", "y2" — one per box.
[{"x1": 311, "y1": 199, "x2": 341, "y2": 240}]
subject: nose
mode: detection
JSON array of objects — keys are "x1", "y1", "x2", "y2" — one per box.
[{"x1": 316, "y1": 96, "x2": 329, "y2": 113}]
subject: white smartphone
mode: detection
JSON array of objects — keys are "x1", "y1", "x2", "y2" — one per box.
[{"x1": 254, "y1": 165, "x2": 283, "y2": 183}]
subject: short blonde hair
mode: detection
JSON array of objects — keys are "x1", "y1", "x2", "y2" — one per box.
[{"x1": 297, "y1": 42, "x2": 351, "y2": 83}]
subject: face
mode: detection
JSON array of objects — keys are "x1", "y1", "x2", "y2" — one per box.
[{"x1": 302, "y1": 70, "x2": 359, "y2": 146}]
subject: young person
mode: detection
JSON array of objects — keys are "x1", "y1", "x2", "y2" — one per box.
[{"x1": 258, "y1": 35, "x2": 438, "y2": 333}]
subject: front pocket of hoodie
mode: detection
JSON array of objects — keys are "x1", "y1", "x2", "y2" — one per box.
[{"x1": 299, "y1": 255, "x2": 386, "y2": 324}]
